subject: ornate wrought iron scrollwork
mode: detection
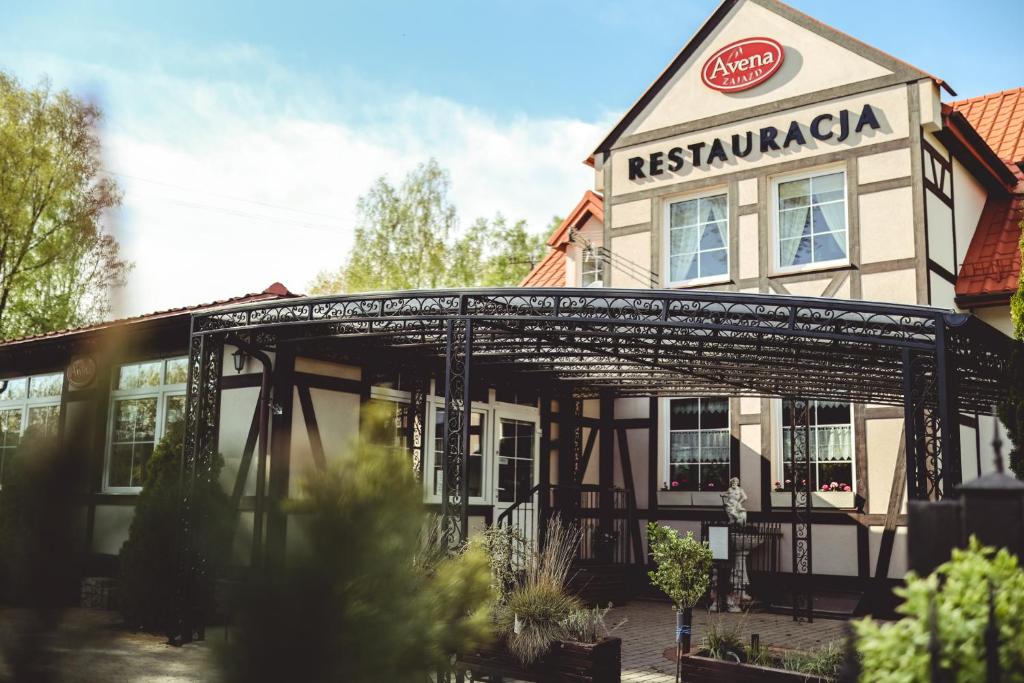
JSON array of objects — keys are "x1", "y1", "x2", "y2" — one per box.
[
  {"x1": 407, "y1": 373, "x2": 428, "y2": 481},
  {"x1": 903, "y1": 351, "x2": 947, "y2": 501},
  {"x1": 786, "y1": 397, "x2": 813, "y2": 623},
  {"x1": 175, "y1": 331, "x2": 225, "y2": 643},
  {"x1": 441, "y1": 317, "x2": 472, "y2": 550}
]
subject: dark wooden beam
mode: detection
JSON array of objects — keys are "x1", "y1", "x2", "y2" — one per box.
[{"x1": 296, "y1": 383, "x2": 327, "y2": 472}]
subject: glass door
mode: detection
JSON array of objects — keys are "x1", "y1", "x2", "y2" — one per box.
[{"x1": 493, "y1": 413, "x2": 539, "y2": 543}]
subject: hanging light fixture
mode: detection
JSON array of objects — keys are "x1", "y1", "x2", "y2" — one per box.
[{"x1": 232, "y1": 348, "x2": 246, "y2": 374}]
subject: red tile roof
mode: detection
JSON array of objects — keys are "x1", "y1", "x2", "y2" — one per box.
[
  {"x1": 0, "y1": 282, "x2": 300, "y2": 348},
  {"x1": 955, "y1": 194, "x2": 1024, "y2": 304},
  {"x1": 546, "y1": 191, "x2": 604, "y2": 248},
  {"x1": 520, "y1": 248, "x2": 567, "y2": 287},
  {"x1": 951, "y1": 87, "x2": 1024, "y2": 164},
  {"x1": 520, "y1": 191, "x2": 605, "y2": 288}
]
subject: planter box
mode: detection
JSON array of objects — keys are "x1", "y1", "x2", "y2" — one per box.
[
  {"x1": 770, "y1": 491, "x2": 854, "y2": 509},
  {"x1": 679, "y1": 654, "x2": 828, "y2": 683},
  {"x1": 656, "y1": 491, "x2": 726, "y2": 507},
  {"x1": 457, "y1": 637, "x2": 620, "y2": 683}
]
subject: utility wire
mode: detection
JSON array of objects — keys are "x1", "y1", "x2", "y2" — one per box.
[{"x1": 103, "y1": 170, "x2": 348, "y2": 222}]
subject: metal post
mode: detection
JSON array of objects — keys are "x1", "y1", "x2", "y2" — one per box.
[
  {"x1": 441, "y1": 315, "x2": 472, "y2": 549},
  {"x1": 934, "y1": 323, "x2": 962, "y2": 496},
  {"x1": 175, "y1": 330, "x2": 224, "y2": 644},
  {"x1": 787, "y1": 398, "x2": 813, "y2": 623}
]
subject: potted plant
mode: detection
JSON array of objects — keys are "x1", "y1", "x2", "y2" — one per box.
[
  {"x1": 458, "y1": 518, "x2": 623, "y2": 683},
  {"x1": 646, "y1": 523, "x2": 713, "y2": 682}
]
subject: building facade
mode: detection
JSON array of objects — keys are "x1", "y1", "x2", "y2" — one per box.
[
  {"x1": 0, "y1": 0, "x2": 1019, "y2": 614},
  {"x1": 520, "y1": 0, "x2": 1022, "y2": 599}
]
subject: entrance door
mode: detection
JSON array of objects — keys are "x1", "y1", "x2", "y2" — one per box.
[{"x1": 493, "y1": 413, "x2": 540, "y2": 543}]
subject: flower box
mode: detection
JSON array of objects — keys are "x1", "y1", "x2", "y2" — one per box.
[
  {"x1": 457, "y1": 636, "x2": 621, "y2": 683},
  {"x1": 656, "y1": 491, "x2": 726, "y2": 507},
  {"x1": 679, "y1": 653, "x2": 829, "y2": 682},
  {"x1": 770, "y1": 491, "x2": 855, "y2": 509}
]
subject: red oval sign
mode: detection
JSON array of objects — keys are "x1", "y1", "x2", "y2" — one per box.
[{"x1": 701, "y1": 37, "x2": 784, "y2": 93}]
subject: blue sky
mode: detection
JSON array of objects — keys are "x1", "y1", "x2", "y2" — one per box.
[{"x1": 1, "y1": 0, "x2": 1020, "y2": 313}]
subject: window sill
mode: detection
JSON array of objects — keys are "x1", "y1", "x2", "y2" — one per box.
[
  {"x1": 770, "y1": 491, "x2": 854, "y2": 509},
  {"x1": 769, "y1": 261, "x2": 851, "y2": 279},
  {"x1": 657, "y1": 491, "x2": 726, "y2": 507},
  {"x1": 667, "y1": 276, "x2": 732, "y2": 290}
]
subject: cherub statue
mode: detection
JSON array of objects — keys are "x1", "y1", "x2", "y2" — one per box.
[{"x1": 722, "y1": 477, "x2": 748, "y2": 526}]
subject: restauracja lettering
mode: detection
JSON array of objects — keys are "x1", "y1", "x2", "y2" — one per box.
[{"x1": 627, "y1": 103, "x2": 881, "y2": 179}]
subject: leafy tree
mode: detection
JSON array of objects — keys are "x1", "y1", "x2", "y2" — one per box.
[
  {"x1": 646, "y1": 523, "x2": 712, "y2": 611},
  {"x1": 309, "y1": 159, "x2": 547, "y2": 294},
  {"x1": 119, "y1": 422, "x2": 231, "y2": 633},
  {"x1": 0, "y1": 72, "x2": 129, "y2": 340},
  {"x1": 998, "y1": 224, "x2": 1024, "y2": 478},
  {"x1": 217, "y1": 406, "x2": 493, "y2": 682},
  {"x1": 449, "y1": 214, "x2": 547, "y2": 288},
  {"x1": 855, "y1": 538, "x2": 1024, "y2": 681}
]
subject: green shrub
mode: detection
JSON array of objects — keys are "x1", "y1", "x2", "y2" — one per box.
[
  {"x1": 499, "y1": 581, "x2": 582, "y2": 664},
  {"x1": 490, "y1": 516, "x2": 583, "y2": 665},
  {"x1": 647, "y1": 523, "x2": 713, "y2": 611},
  {"x1": 702, "y1": 612, "x2": 746, "y2": 663},
  {"x1": 854, "y1": 537, "x2": 1024, "y2": 682},
  {"x1": 560, "y1": 604, "x2": 623, "y2": 644},
  {"x1": 217, "y1": 406, "x2": 494, "y2": 683},
  {"x1": 779, "y1": 641, "x2": 844, "y2": 679},
  {"x1": 118, "y1": 422, "x2": 231, "y2": 632}
]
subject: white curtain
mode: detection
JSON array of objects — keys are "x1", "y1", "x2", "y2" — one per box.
[
  {"x1": 779, "y1": 207, "x2": 808, "y2": 267},
  {"x1": 815, "y1": 201, "x2": 847, "y2": 259},
  {"x1": 815, "y1": 426, "x2": 852, "y2": 462},
  {"x1": 670, "y1": 227, "x2": 699, "y2": 281}
]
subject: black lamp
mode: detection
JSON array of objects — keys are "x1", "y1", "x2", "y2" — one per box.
[
  {"x1": 232, "y1": 348, "x2": 246, "y2": 374},
  {"x1": 957, "y1": 418, "x2": 1024, "y2": 559}
]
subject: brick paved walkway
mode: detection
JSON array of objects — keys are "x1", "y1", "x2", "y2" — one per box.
[{"x1": 607, "y1": 600, "x2": 850, "y2": 683}]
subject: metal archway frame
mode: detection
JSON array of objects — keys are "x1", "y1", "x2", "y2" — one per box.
[{"x1": 172, "y1": 287, "x2": 1017, "y2": 639}]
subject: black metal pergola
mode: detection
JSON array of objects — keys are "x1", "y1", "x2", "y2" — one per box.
[{"x1": 174, "y1": 287, "x2": 1016, "y2": 638}]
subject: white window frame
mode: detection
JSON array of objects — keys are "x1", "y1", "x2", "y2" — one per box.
[
  {"x1": 423, "y1": 396, "x2": 493, "y2": 506},
  {"x1": 663, "y1": 187, "x2": 731, "y2": 288},
  {"x1": 772, "y1": 399, "x2": 856, "y2": 495},
  {"x1": 580, "y1": 247, "x2": 603, "y2": 288},
  {"x1": 493, "y1": 404, "x2": 542, "y2": 508},
  {"x1": 0, "y1": 372, "x2": 64, "y2": 483},
  {"x1": 103, "y1": 358, "x2": 187, "y2": 494},
  {"x1": 662, "y1": 396, "x2": 731, "y2": 494},
  {"x1": 771, "y1": 165, "x2": 850, "y2": 275}
]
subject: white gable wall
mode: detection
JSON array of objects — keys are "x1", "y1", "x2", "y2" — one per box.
[{"x1": 626, "y1": 0, "x2": 892, "y2": 137}]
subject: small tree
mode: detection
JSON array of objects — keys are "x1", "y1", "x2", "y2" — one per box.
[
  {"x1": 855, "y1": 537, "x2": 1024, "y2": 681},
  {"x1": 217, "y1": 406, "x2": 493, "y2": 682},
  {"x1": 647, "y1": 522, "x2": 713, "y2": 672},
  {"x1": 118, "y1": 422, "x2": 231, "y2": 632}
]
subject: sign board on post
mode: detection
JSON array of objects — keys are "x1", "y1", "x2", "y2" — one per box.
[{"x1": 708, "y1": 525, "x2": 730, "y2": 561}]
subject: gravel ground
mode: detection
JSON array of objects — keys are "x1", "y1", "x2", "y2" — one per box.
[{"x1": 0, "y1": 609, "x2": 216, "y2": 683}]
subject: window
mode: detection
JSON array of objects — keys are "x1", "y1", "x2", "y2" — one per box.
[
  {"x1": 366, "y1": 397, "x2": 410, "y2": 457},
  {"x1": 667, "y1": 193, "x2": 728, "y2": 284},
  {"x1": 666, "y1": 397, "x2": 730, "y2": 492},
  {"x1": 775, "y1": 170, "x2": 847, "y2": 270},
  {"x1": 105, "y1": 358, "x2": 187, "y2": 491},
  {"x1": 0, "y1": 373, "x2": 63, "y2": 483},
  {"x1": 581, "y1": 247, "x2": 603, "y2": 287},
  {"x1": 496, "y1": 418, "x2": 535, "y2": 503},
  {"x1": 780, "y1": 400, "x2": 854, "y2": 492},
  {"x1": 429, "y1": 407, "x2": 485, "y2": 499}
]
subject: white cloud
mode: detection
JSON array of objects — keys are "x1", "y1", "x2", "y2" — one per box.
[{"x1": 6, "y1": 42, "x2": 607, "y2": 316}]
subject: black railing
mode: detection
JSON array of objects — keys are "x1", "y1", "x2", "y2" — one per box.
[
  {"x1": 700, "y1": 521, "x2": 784, "y2": 610},
  {"x1": 494, "y1": 483, "x2": 641, "y2": 565}
]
